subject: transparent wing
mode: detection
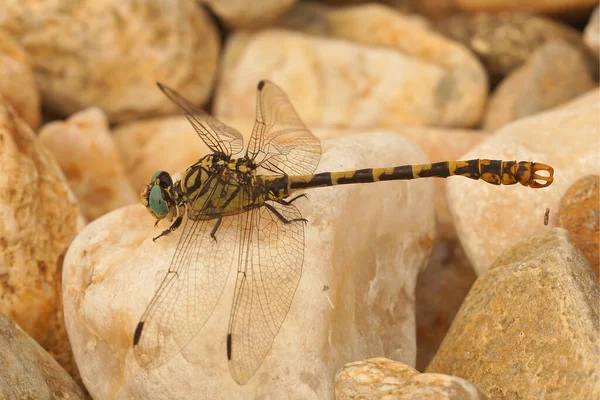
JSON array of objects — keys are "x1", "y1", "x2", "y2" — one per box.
[
  {"x1": 246, "y1": 81, "x2": 321, "y2": 176},
  {"x1": 133, "y1": 183, "x2": 245, "y2": 368},
  {"x1": 227, "y1": 201, "x2": 305, "y2": 384},
  {"x1": 157, "y1": 82, "x2": 244, "y2": 156}
]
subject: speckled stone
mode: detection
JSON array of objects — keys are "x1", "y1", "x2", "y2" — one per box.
[
  {"x1": 0, "y1": 313, "x2": 85, "y2": 399},
  {"x1": 427, "y1": 228, "x2": 600, "y2": 399},
  {"x1": 0, "y1": 103, "x2": 84, "y2": 381},
  {"x1": 436, "y1": 12, "x2": 596, "y2": 84},
  {"x1": 0, "y1": 0, "x2": 219, "y2": 123},
  {"x1": 335, "y1": 358, "x2": 487, "y2": 399},
  {"x1": 558, "y1": 175, "x2": 599, "y2": 281},
  {"x1": 453, "y1": 0, "x2": 598, "y2": 13}
]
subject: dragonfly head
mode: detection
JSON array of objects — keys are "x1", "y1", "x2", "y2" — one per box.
[{"x1": 141, "y1": 171, "x2": 176, "y2": 220}]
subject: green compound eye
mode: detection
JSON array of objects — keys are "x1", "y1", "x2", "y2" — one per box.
[
  {"x1": 149, "y1": 185, "x2": 168, "y2": 216},
  {"x1": 151, "y1": 171, "x2": 161, "y2": 183}
]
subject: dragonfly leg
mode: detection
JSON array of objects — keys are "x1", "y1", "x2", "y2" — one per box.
[
  {"x1": 278, "y1": 193, "x2": 308, "y2": 206},
  {"x1": 210, "y1": 215, "x2": 223, "y2": 242},
  {"x1": 152, "y1": 215, "x2": 183, "y2": 242},
  {"x1": 263, "y1": 203, "x2": 308, "y2": 225}
]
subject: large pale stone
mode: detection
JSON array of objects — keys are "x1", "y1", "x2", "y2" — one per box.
[
  {"x1": 483, "y1": 40, "x2": 596, "y2": 131},
  {"x1": 278, "y1": 3, "x2": 487, "y2": 128},
  {"x1": 0, "y1": 0, "x2": 219, "y2": 123},
  {"x1": 0, "y1": 31, "x2": 40, "y2": 130},
  {"x1": 427, "y1": 228, "x2": 600, "y2": 399},
  {"x1": 447, "y1": 89, "x2": 600, "y2": 274},
  {"x1": 0, "y1": 103, "x2": 83, "y2": 379},
  {"x1": 215, "y1": 29, "x2": 486, "y2": 129},
  {"x1": 0, "y1": 313, "x2": 85, "y2": 399},
  {"x1": 202, "y1": 0, "x2": 297, "y2": 28},
  {"x1": 335, "y1": 358, "x2": 487, "y2": 399},
  {"x1": 39, "y1": 108, "x2": 137, "y2": 221},
  {"x1": 63, "y1": 133, "x2": 435, "y2": 399}
]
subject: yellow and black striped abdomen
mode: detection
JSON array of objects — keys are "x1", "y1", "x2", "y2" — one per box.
[{"x1": 287, "y1": 159, "x2": 554, "y2": 192}]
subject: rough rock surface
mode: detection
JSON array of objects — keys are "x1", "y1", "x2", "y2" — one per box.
[
  {"x1": 215, "y1": 28, "x2": 487, "y2": 129},
  {"x1": 0, "y1": 103, "x2": 83, "y2": 378},
  {"x1": 0, "y1": 313, "x2": 85, "y2": 399},
  {"x1": 483, "y1": 40, "x2": 596, "y2": 131},
  {"x1": 447, "y1": 90, "x2": 600, "y2": 274},
  {"x1": 584, "y1": 6, "x2": 600, "y2": 57},
  {"x1": 0, "y1": 30, "x2": 40, "y2": 130},
  {"x1": 335, "y1": 358, "x2": 487, "y2": 399},
  {"x1": 437, "y1": 12, "x2": 596, "y2": 84},
  {"x1": 427, "y1": 228, "x2": 600, "y2": 399},
  {"x1": 0, "y1": 0, "x2": 219, "y2": 123},
  {"x1": 558, "y1": 175, "x2": 599, "y2": 280},
  {"x1": 63, "y1": 133, "x2": 435, "y2": 399},
  {"x1": 39, "y1": 108, "x2": 137, "y2": 221},
  {"x1": 202, "y1": 0, "x2": 297, "y2": 28},
  {"x1": 278, "y1": 3, "x2": 487, "y2": 128}
]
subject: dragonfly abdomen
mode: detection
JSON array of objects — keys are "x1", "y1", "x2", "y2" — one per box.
[{"x1": 287, "y1": 159, "x2": 553, "y2": 191}]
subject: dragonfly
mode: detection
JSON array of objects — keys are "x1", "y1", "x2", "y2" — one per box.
[{"x1": 133, "y1": 80, "x2": 554, "y2": 384}]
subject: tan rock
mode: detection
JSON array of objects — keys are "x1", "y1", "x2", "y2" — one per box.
[
  {"x1": 446, "y1": 89, "x2": 600, "y2": 274},
  {"x1": 63, "y1": 133, "x2": 435, "y2": 399},
  {"x1": 335, "y1": 358, "x2": 487, "y2": 399},
  {"x1": 215, "y1": 29, "x2": 487, "y2": 129},
  {"x1": 483, "y1": 40, "x2": 596, "y2": 131},
  {"x1": 436, "y1": 12, "x2": 595, "y2": 84},
  {"x1": 39, "y1": 108, "x2": 137, "y2": 221},
  {"x1": 0, "y1": 103, "x2": 83, "y2": 379},
  {"x1": 0, "y1": 30, "x2": 40, "y2": 130},
  {"x1": 0, "y1": 0, "x2": 219, "y2": 123},
  {"x1": 0, "y1": 313, "x2": 85, "y2": 399},
  {"x1": 202, "y1": 0, "x2": 297, "y2": 28},
  {"x1": 584, "y1": 6, "x2": 600, "y2": 57},
  {"x1": 558, "y1": 175, "x2": 599, "y2": 281},
  {"x1": 113, "y1": 116, "x2": 254, "y2": 192},
  {"x1": 427, "y1": 228, "x2": 600, "y2": 399},
  {"x1": 453, "y1": 0, "x2": 598, "y2": 14}
]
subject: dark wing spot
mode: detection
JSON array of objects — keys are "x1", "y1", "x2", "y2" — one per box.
[
  {"x1": 227, "y1": 333, "x2": 232, "y2": 360},
  {"x1": 133, "y1": 322, "x2": 144, "y2": 346},
  {"x1": 258, "y1": 80, "x2": 265, "y2": 90}
]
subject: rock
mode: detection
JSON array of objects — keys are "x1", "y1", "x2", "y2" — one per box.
[
  {"x1": 335, "y1": 358, "x2": 487, "y2": 399},
  {"x1": 0, "y1": 313, "x2": 85, "y2": 399},
  {"x1": 436, "y1": 12, "x2": 596, "y2": 85},
  {"x1": 215, "y1": 28, "x2": 487, "y2": 129},
  {"x1": 558, "y1": 175, "x2": 599, "y2": 281},
  {"x1": 452, "y1": 0, "x2": 598, "y2": 14},
  {"x1": 584, "y1": 6, "x2": 600, "y2": 56},
  {"x1": 63, "y1": 133, "x2": 435, "y2": 399},
  {"x1": 113, "y1": 116, "x2": 254, "y2": 192},
  {"x1": 0, "y1": 0, "x2": 219, "y2": 124},
  {"x1": 202, "y1": 0, "x2": 297, "y2": 28},
  {"x1": 427, "y1": 228, "x2": 600, "y2": 399},
  {"x1": 483, "y1": 40, "x2": 596, "y2": 131},
  {"x1": 0, "y1": 103, "x2": 83, "y2": 379},
  {"x1": 446, "y1": 89, "x2": 600, "y2": 275},
  {"x1": 0, "y1": 31, "x2": 40, "y2": 130},
  {"x1": 39, "y1": 108, "x2": 137, "y2": 221}
]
